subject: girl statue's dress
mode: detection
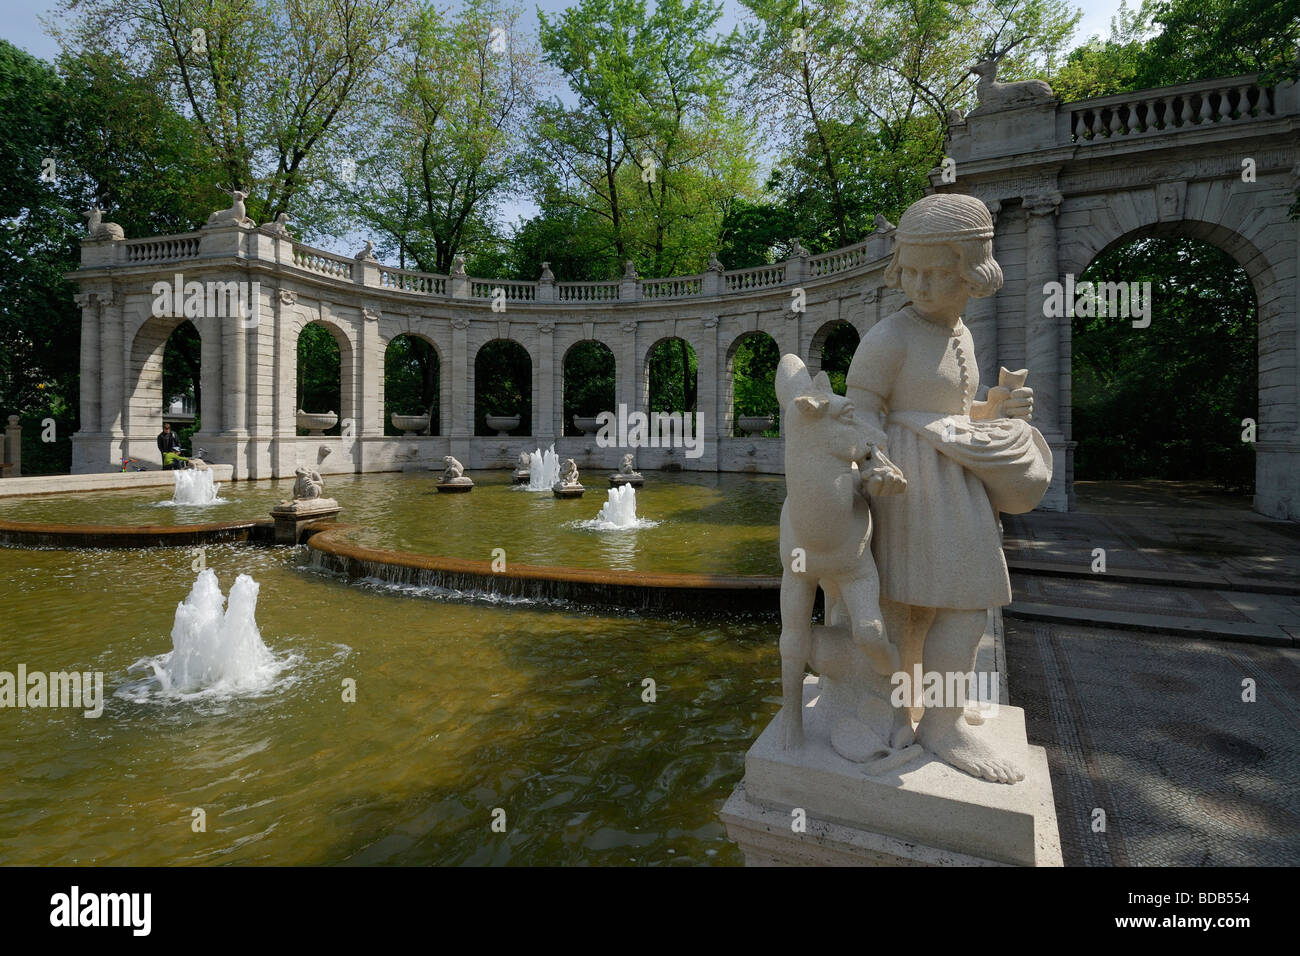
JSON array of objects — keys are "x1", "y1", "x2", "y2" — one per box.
[{"x1": 848, "y1": 304, "x2": 1053, "y2": 611}]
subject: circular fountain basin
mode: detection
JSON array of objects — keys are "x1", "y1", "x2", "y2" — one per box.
[{"x1": 0, "y1": 542, "x2": 775, "y2": 865}]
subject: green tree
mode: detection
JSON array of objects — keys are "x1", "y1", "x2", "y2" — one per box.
[
  {"x1": 329, "y1": 0, "x2": 538, "y2": 273},
  {"x1": 55, "y1": 0, "x2": 411, "y2": 226}
]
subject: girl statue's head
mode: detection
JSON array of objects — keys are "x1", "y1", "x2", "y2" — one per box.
[{"x1": 883, "y1": 195, "x2": 1003, "y2": 310}]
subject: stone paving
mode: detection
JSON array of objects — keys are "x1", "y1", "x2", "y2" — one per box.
[
  {"x1": 1001, "y1": 481, "x2": 1300, "y2": 865},
  {"x1": 1004, "y1": 619, "x2": 1300, "y2": 866},
  {"x1": 1003, "y1": 481, "x2": 1300, "y2": 591}
]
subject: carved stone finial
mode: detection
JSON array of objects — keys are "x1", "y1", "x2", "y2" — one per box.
[
  {"x1": 452, "y1": 255, "x2": 466, "y2": 276},
  {"x1": 354, "y1": 240, "x2": 377, "y2": 261},
  {"x1": 622, "y1": 260, "x2": 638, "y2": 279},
  {"x1": 539, "y1": 261, "x2": 555, "y2": 281},
  {"x1": 708, "y1": 252, "x2": 724, "y2": 273},
  {"x1": 874, "y1": 214, "x2": 896, "y2": 234}
]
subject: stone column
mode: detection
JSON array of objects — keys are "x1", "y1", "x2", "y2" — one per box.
[
  {"x1": 700, "y1": 317, "x2": 721, "y2": 458},
  {"x1": 359, "y1": 307, "x2": 383, "y2": 472},
  {"x1": 1023, "y1": 193, "x2": 1063, "y2": 435},
  {"x1": 272, "y1": 289, "x2": 298, "y2": 477},
  {"x1": 74, "y1": 292, "x2": 101, "y2": 435},
  {"x1": 966, "y1": 200, "x2": 1002, "y2": 393},
  {"x1": 619, "y1": 320, "x2": 638, "y2": 412},
  {"x1": 197, "y1": 312, "x2": 224, "y2": 443},
  {"x1": 98, "y1": 291, "x2": 125, "y2": 464},
  {"x1": 450, "y1": 316, "x2": 471, "y2": 463},
  {"x1": 537, "y1": 322, "x2": 556, "y2": 441},
  {"x1": 223, "y1": 295, "x2": 248, "y2": 477},
  {"x1": 1023, "y1": 191, "x2": 1069, "y2": 511}
]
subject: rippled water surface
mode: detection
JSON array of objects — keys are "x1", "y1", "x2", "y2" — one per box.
[
  {"x1": 0, "y1": 471, "x2": 785, "y2": 575},
  {"x1": 0, "y1": 543, "x2": 780, "y2": 865}
]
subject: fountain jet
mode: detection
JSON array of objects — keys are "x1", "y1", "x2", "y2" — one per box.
[
  {"x1": 526, "y1": 445, "x2": 560, "y2": 491},
  {"x1": 171, "y1": 468, "x2": 221, "y2": 505}
]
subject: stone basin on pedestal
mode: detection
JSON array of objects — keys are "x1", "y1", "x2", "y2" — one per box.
[{"x1": 485, "y1": 415, "x2": 520, "y2": 437}]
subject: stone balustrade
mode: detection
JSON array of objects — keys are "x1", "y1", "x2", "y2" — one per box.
[{"x1": 1066, "y1": 74, "x2": 1277, "y2": 143}]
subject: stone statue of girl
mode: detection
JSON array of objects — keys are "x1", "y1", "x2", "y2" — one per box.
[{"x1": 847, "y1": 193, "x2": 1053, "y2": 783}]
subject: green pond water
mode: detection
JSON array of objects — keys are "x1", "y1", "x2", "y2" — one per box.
[
  {"x1": 0, "y1": 471, "x2": 786, "y2": 576},
  {"x1": 0, "y1": 472, "x2": 789, "y2": 865}
]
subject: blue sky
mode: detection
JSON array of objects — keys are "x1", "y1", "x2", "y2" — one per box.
[
  {"x1": 1, "y1": 0, "x2": 1132, "y2": 77},
  {"x1": 1, "y1": 0, "x2": 1133, "y2": 237}
]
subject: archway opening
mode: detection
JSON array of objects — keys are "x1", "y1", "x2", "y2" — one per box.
[
  {"x1": 729, "y1": 331, "x2": 780, "y2": 436},
  {"x1": 297, "y1": 323, "x2": 343, "y2": 436},
  {"x1": 563, "y1": 340, "x2": 615, "y2": 436},
  {"x1": 475, "y1": 339, "x2": 532, "y2": 436},
  {"x1": 161, "y1": 320, "x2": 201, "y2": 450},
  {"x1": 817, "y1": 322, "x2": 859, "y2": 395},
  {"x1": 385, "y1": 334, "x2": 440, "y2": 436},
  {"x1": 646, "y1": 337, "x2": 697, "y2": 415},
  {"x1": 1071, "y1": 236, "x2": 1257, "y2": 496}
]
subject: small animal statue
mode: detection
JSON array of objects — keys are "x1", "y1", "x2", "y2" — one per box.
[
  {"x1": 293, "y1": 466, "x2": 324, "y2": 500},
  {"x1": 970, "y1": 41, "x2": 1053, "y2": 111},
  {"x1": 946, "y1": 108, "x2": 965, "y2": 127},
  {"x1": 443, "y1": 456, "x2": 465, "y2": 481},
  {"x1": 355, "y1": 240, "x2": 376, "y2": 261},
  {"x1": 517, "y1": 451, "x2": 531, "y2": 471},
  {"x1": 207, "y1": 187, "x2": 254, "y2": 226},
  {"x1": 708, "y1": 252, "x2": 724, "y2": 273},
  {"x1": 618, "y1": 453, "x2": 639, "y2": 476},
  {"x1": 557, "y1": 458, "x2": 580, "y2": 486},
  {"x1": 775, "y1": 353, "x2": 916, "y2": 765},
  {"x1": 873, "y1": 214, "x2": 896, "y2": 234},
  {"x1": 81, "y1": 206, "x2": 125, "y2": 241},
  {"x1": 261, "y1": 212, "x2": 292, "y2": 236}
]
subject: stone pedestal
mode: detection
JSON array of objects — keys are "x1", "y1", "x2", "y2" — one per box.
[
  {"x1": 512, "y1": 471, "x2": 530, "y2": 485},
  {"x1": 722, "y1": 677, "x2": 1062, "y2": 867},
  {"x1": 436, "y1": 478, "x2": 474, "y2": 493},
  {"x1": 609, "y1": 473, "x2": 644, "y2": 488},
  {"x1": 552, "y1": 483, "x2": 585, "y2": 498},
  {"x1": 270, "y1": 498, "x2": 341, "y2": 544}
]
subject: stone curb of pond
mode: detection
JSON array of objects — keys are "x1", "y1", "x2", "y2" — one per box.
[{"x1": 304, "y1": 525, "x2": 782, "y2": 616}]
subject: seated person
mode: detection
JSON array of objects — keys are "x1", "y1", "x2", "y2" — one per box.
[{"x1": 157, "y1": 423, "x2": 185, "y2": 469}]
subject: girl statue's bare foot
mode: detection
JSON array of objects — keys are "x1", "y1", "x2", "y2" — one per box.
[{"x1": 916, "y1": 711, "x2": 1024, "y2": 784}]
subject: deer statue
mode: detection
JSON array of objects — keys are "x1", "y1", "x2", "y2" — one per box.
[
  {"x1": 970, "y1": 36, "x2": 1054, "y2": 112},
  {"x1": 774, "y1": 354, "x2": 920, "y2": 770},
  {"x1": 207, "y1": 187, "x2": 254, "y2": 226},
  {"x1": 81, "y1": 206, "x2": 125, "y2": 241}
]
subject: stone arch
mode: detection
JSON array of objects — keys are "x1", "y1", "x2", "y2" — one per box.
[
  {"x1": 562, "y1": 338, "x2": 616, "y2": 436},
  {"x1": 126, "y1": 314, "x2": 201, "y2": 453},
  {"x1": 474, "y1": 337, "x2": 532, "y2": 436},
  {"x1": 806, "y1": 319, "x2": 860, "y2": 389},
  {"x1": 383, "y1": 331, "x2": 444, "y2": 436},
  {"x1": 1065, "y1": 218, "x2": 1273, "y2": 497},
  {"x1": 294, "y1": 318, "x2": 355, "y2": 435},
  {"x1": 642, "y1": 335, "x2": 698, "y2": 414},
  {"x1": 723, "y1": 330, "x2": 780, "y2": 436}
]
